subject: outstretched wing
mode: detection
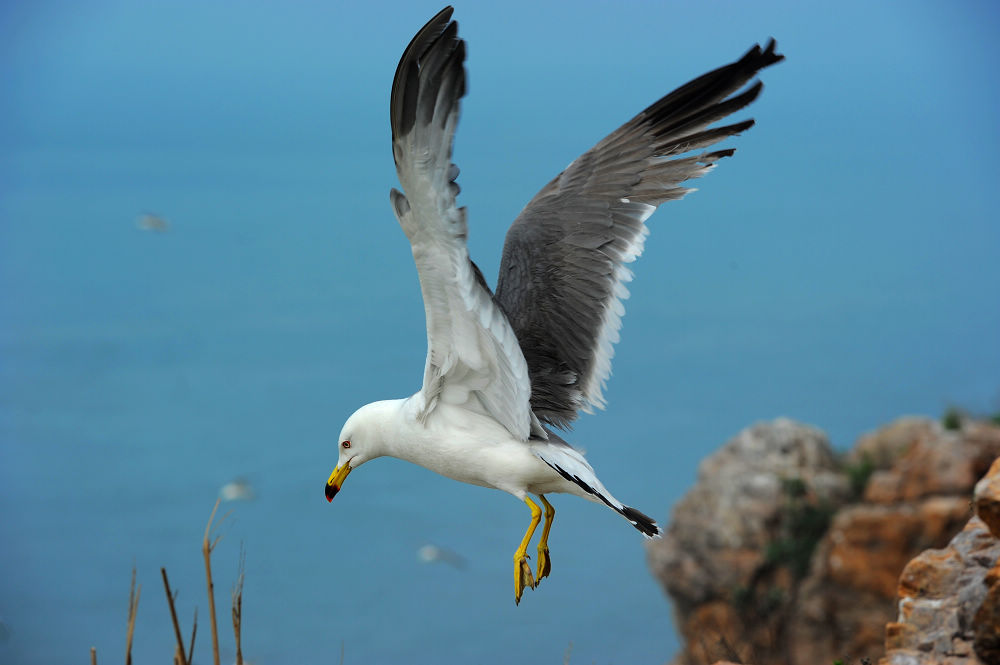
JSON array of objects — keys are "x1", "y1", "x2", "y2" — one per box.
[
  {"x1": 495, "y1": 40, "x2": 784, "y2": 429},
  {"x1": 389, "y1": 7, "x2": 541, "y2": 441}
]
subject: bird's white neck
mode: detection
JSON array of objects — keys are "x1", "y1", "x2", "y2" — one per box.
[{"x1": 350, "y1": 397, "x2": 415, "y2": 462}]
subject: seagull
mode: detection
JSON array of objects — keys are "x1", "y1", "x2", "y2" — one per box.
[{"x1": 325, "y1": 6, "x2": 782, "y2": 604}]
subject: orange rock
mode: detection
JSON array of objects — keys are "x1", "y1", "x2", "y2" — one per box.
[
  {"x1": 827, "y1": 497, "x2": 969, "y2": 599},
  {"x1": 898, "y1": 547, "x2": 963, "y2": 598},
  {"x1": 680, "y1": 602, "x2": 749, "y2": 665},
  {"x1": 973, "y1": 504, "x2": 1000, "y2": 665},
  {"x1": 884, "y1": 516, "x2": 1000, "y2": 664},
  {"x1": 848, "y1": 417, "x2": 935, "y2": 468},
  {"x1": 985, "y1": 560, "x2": 1000, "y2": 588},
  {"x1": 653, "y1": 418, "x2": 1000, "y2": 665},
  {"x1": 863, "y1": 422, "x2": 1000, "y2": 504},
  {"x1": 884, "y1": 621, "x2": 917, "y2": 650},
  {"x1": 974, "y1": 567, "x2": 1000, "y2": 663},
  {"x1": 974, "y1": 456, "x2": 1000, "y2": 539}
]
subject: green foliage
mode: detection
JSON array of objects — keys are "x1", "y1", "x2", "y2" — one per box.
[
  {"x1": 731, "y1": 584, "x2": 753, "y2": 611},
  {"x1": 760, "y1": 586, "x2": 785, "y2": 614},
  {"x1": 730, "y1": 584, "x2": 784, "y2": 618},
  {"x1": 766, "y1": 477, "x2": 835, "y2": 578},
  {"x1": 843, "y1": 453, "x2": 875, "y2": 500},
  {"x1": 781, "y1": 476, "x2": 808, "y2": 498},
  {"x1": 942, "y1": 405, "x2": 1000, "y2": 429},
  {"x1": 942, "y1": 406, "x2": 964, "y2": 430}
]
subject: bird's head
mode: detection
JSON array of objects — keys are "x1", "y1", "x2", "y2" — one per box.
[{"x1": 324, "y1": 401, "x2": 393, "y2": 502}]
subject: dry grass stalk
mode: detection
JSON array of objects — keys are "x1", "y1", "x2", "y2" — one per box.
[
  {"x1": 232, "y1": 545, "x2": 246, "y2": 665},
  {"x1": 96, "y1": 500, "x2": 246, "y2": 664},
  {"x1": 186, "y1": 607, "x2": 198, "y2": 665},
  {"x1": 125, "y1": 566, "x2": 141, "y2": 665},
  {"x1": 202, "y1": 497, "x2": 224, "y2": 665},
  {"x1": 160, "y1": 567, "x2": 188, "y2": 665}
]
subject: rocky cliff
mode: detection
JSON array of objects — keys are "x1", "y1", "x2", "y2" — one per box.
[
  {"x1": 880, "y1": 456, "x2": 1000, "y2": 665},
  {"x1": 647, "y1": 416, "x2": 1000, "y2": 665}
]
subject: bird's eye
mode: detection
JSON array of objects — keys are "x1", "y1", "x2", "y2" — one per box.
[{"x1": 342, "y1": 440, "x2": 351, "y2": 449}]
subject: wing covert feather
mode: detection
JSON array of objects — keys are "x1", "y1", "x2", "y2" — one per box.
[{"x1": 495, "y1": 40, "x2": 784, "y2": 429}]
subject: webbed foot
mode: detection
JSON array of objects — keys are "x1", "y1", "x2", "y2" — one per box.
[{"x1": 514, "y1": 554, "x2": 535, "y2": 605}]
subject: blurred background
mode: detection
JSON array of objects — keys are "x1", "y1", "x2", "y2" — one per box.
[{"x1": 1, "y1": 1, "x2": 998, "y2": 663}]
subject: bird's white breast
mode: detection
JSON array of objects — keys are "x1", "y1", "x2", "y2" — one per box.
[{"x1": 392, "y1": 399, "x2": 554, "y2": 497}]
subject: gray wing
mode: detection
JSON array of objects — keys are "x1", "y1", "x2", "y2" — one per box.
[
  {"x1": 495, "y1": 40, "x2": 784, "y2": 429},
  {"x1": 389, "y1": 8, "x2": 542, "y2": 441}
]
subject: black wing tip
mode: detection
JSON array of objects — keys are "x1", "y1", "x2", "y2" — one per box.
[
  {"x1": 390, "y1": 7, "x2": 464, "y2": 142},
  {"x1": 705, "y1": 147, "x2": 737, "y2": 161},
  {"x1": 395, "y1": 7, "x2": 455, "y2": 75},
  {"x1": 742, "y1": 37, "x2": 784, "y2": 70},
  {"x1": 419, "y1": 6, "x2": 456, "y2": 37},
  {"x1": 764, "y1": 37, "x2": 785, "y2": 65},
  {"x1": 744, "y1": 79, "x2": 764, "y2": 102}
]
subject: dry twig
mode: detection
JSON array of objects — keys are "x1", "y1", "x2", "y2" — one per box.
[
  {"x1": 186, "y1": 607, "x2": 198, "y2": 665},
  {"x1": 203, "y1": 497, "x2": 223, "y2": 665},
  {"x1": 562, "y1": 641, "x2": 573, "y2": 665},
  {"x1": 125, "y1": 566, "x2": 141, "y2": 665},
  {"x1": 232, "y1": 544, "x2": 246, "y2": 665},
  {"x1": 160, "y1": 568, "x2": 188, "y2": 665},
  {"x1": 97, "y1": 500, "x2": 247, "y2": 664}
]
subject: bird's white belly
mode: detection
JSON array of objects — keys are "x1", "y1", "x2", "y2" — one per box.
[{"x1": 399, "y1": 404, "x2": 557, "y2": 496}]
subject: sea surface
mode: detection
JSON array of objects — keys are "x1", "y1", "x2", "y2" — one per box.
[{"x1": 2, "y1": 3, "x2": 999, "y2": 664}]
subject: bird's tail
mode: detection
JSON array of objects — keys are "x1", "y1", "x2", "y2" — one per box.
[
  {"x1": 619, "y1": 505, "x2": 661, "y2": 538},
  {"x1": 535, "y1": 441, "x2": 662, "y2": 538}
]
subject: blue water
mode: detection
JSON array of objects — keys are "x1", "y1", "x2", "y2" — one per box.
[{"x1": 3, "y1": 2, "x2": 1000, "y2": 664}]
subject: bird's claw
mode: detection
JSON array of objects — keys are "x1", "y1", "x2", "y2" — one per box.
[
  {"x1": 514, "y1": 556, "x2": 534, "y2": 605},
  {"x1": 534, "y1": 545, "x2": 551, "y2": 587}
]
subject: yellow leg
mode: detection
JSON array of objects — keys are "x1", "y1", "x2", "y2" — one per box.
[
  {"x1": 513, "y1": 496, "x2": 542, "y2": 605},
  {"x1": 534, "y1": 495, "x2": 555, "y2": 587}
]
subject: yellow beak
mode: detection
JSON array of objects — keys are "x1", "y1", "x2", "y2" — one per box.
[{"x1": 325, "y1": 464, "x2": 352, "y2": 501}]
